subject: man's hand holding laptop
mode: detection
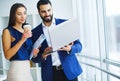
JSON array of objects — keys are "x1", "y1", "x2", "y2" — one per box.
[{"x1": 42, "y1": 42, "x2": 74, "y2": 59}]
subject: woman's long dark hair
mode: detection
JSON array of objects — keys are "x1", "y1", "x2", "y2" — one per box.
[{"x1": 8, "y1": 3, "x2": 27, "y2": 27}]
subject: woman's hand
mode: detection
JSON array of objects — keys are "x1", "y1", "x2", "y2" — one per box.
[
  {"x1": 21, "y1": 30, "x2": 32, "y2": 42},
  {"x1": 32, "y1": 48, "x2": 40, "y2": 58},
  {"x1": 23, "y1": 30, "x2": 32, "y2": 38}
]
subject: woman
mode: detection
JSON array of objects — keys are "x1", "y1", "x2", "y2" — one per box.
[{"x1": 2, "y1": 3, "x2": 38, "y2": 81}]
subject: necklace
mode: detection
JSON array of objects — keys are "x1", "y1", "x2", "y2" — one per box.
[{"x1": 13, "y1": 26, "x2": 24, "y2": 33}]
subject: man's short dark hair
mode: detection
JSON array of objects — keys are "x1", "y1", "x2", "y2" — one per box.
[{"x1": 37, "y1": 0, "x2": 52, "y2": 11}]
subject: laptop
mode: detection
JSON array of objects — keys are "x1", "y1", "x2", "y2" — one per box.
[{"x1": 49, "y1": 18, "x2": 80, "y2": 51}]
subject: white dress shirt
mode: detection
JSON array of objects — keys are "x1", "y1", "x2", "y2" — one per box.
[{"x1": 42, "y1": 18, "x2": 61, "y2": 66}]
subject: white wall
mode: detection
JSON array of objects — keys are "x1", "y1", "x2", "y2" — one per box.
[
  {"x1": 0, "y1": 0, "x2": 38, "y2": 16},
  {"x1": 0, "y1": 0, "x2": 73, "y2": 18}
]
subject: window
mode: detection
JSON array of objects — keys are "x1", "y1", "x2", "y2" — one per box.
[{"x1": 103, "y1": 0, "x2": 120, "y2": 81}]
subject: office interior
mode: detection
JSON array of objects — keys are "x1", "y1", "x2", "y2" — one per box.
[{"x1": 0, "y1": 0, "x2": 120, "y2": 81}]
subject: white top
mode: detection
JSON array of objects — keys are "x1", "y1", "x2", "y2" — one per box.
[{"x1": 42, "y1": 18, "x2": 61, "y2": 66}]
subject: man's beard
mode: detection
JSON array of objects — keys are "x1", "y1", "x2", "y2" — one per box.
[{"x1": 41, "y1": 15, "x2": 53, "y2": 23}]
